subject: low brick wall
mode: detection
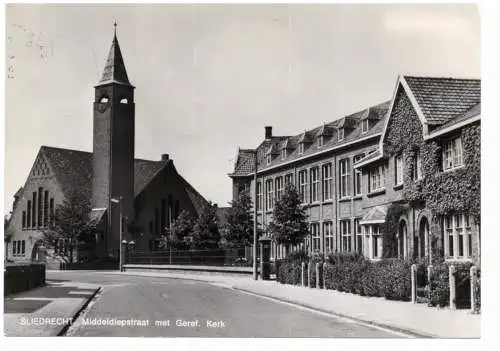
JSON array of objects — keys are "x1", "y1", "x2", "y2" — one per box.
[
  {"x1": 123, "y1": 264, "x2": 255, "y2": 277},
  {"x1": 4, "y1": 263, "x2": 46, "y2": 296},
  {"x1": 59, "y1": 261, "x2": 118, "y2": 271}
]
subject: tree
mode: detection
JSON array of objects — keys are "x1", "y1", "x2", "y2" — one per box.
[
  {"x1": 220, "y1": 193, "x2": 253, "y2": 248},
  {"x1": 268, "y1": 184, "x2": 309, "y2": 250},
  {"x1": 43, "y1": 190, "x2": 98, "y2": 263},
  {"x1": 191, "y1": 201, "x2": 220, "y2": 249},
  {"x1": 159, "y1": 209, "x2": 195, "y2": 250}
]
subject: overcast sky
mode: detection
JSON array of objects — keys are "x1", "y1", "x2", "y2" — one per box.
[{"x1": 4, "y1": 3, "x2": 480, "y2": 213}]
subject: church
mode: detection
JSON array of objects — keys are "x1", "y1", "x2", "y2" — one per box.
[{"x1": 6, "y1": 27, "x2": 208, "y2": 266}]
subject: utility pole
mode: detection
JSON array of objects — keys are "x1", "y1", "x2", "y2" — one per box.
[{"x1": 253, "y1": 150, "x2": 258, "y2": 280}]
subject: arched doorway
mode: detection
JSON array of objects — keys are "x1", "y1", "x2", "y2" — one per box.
[
  {"x1": 418, "y1": 217, "x2": 430, "y2": 259},
  {"x1": 398, "y1": 220, "x2": 407, "y2": 258}
]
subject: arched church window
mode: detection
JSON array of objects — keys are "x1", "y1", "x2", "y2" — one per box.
[
  {"x1": 99, "y1": 96, "x2": 109, "y2": 103},
  {"x1": 120, "y1": 97, "x2": 128, "y2": 104}
]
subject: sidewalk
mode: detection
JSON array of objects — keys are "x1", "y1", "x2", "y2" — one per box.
[
  {"x1": 113, "y1": 270, "x2": 480, "y2": 338},
  {"x1": 4, "y1": 280, "x2": 100, "y2": 336}
]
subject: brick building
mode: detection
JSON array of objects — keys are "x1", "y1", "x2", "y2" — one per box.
[
  {"x1": 6, "y1": 28, "x2": 207, "y2": 265},
  {"x1": 229, "y1": 75, "x2": 480, "y2": 264}
]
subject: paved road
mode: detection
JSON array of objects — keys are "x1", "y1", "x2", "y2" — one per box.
[{"x1": 48, "y1": 271, "x2": 402, "y2": 337}]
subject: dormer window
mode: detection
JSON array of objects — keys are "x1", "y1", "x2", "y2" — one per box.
[
  {"x1": 266, "y1": 153, "x2": 272, "y2": 165},
  {"x1": 298, "y1": 143, "x2": 305, "y2": 155},
  {"x1": 338, "y1": 128, "x2": 344, "y2": 141},
  {"x1": 318, "y1": 136, "x2": 324, "y2": 148},
  {"x1": 281, "y1": 149, "x2": 287, "y2": 160},
  {"x1": 362, "y1": 120, "x2": 369, "y2": 133}
]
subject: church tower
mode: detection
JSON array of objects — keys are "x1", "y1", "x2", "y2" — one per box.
[{"x1": 92, "y1": 24, "x2": 135, "y2": 257}]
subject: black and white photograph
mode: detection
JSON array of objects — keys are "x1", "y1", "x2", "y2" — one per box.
[{"x1": 2, "y1": 0, "x2": 490, "y2": 346}]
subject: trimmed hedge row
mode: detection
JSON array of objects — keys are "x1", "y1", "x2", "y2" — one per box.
[{"x1": 428, "y1": 262, "x2": 474, "y2": 308}]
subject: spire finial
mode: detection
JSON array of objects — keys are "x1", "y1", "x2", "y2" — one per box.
[{"x1": 113, "y1": 20, "x2": 117, "y2": 36}]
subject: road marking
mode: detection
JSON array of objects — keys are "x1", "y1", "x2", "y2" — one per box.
[
  {"x1": 68, "y1": 291, "x2": 94, "y2": 295},
  {"x1": 232, "y1": 288, "x2": 416, "y2": 338}
]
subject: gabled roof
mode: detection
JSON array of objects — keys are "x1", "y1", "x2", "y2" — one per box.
[
  {"x1": 298, "y1": 130, "x2": 313, "y2": 143},
  {"x1": 178, "y1": 175, "x2": 209, "y2": 217},
  {"x1": 39, "y1": 146, "x2": 169, "y2": 199},
  {"x1": 97, "y1": 32, "x2": 133, "y2": 87},
  {"x1": 230, "y1": 149, "x2": 256, "y2": 177},
  {"x1": 403, "y1": 76, "x2": 480, "y2": 125},
  {"x1": 316, "y1": 123, "x2": 333, "y2": 136},
  {"x1": 429, "y1": 103, "x2": 481, "y2": 136},
  {"x1": 359, "y1": 205, "x2": 388, "y2": 225}
]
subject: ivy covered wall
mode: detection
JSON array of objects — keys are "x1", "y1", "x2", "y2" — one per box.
[{"x1": 383, "y1": 86, "x2": 481, "y2": 222}]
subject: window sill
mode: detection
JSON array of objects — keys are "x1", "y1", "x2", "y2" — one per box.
[
  {"x1": 338, "y1": 197, "x2": 352, "y2": 203},
  {"x1": 352, "y1": 195, "x2": 363, "y2": 200},
  {"x1": 393, "y1": 184, "x2": 404, "y2": 191},
  {"x1": 367, "y1": 188, "x2": 386, "y2": 197},
  {"x1": 309, "y1": 201, "x2": 321, "y2": 206},
  {"x1": 322, "y1": 199, "x2": 333, "y2": 204},
  {"x1": 443, "y1": 165, "x2": 465, "y2": 174},
  {"x1": 445, "y1": 257, "x2": 473, "y2": 262}
]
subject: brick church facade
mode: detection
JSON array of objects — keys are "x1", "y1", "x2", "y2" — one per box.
[
  {"x1": 6, "y1": 28, "x2": 207, "y2": 265},
  {"x1": 230, "y1": 75, "x2": 480, "y2": 265}
]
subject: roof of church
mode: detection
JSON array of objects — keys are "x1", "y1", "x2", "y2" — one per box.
[
  {"x1": 97, "y1": 31, "x2": 132, "y2": 87},
  {"x1": 40, "y1": 146, "x2": 169, "y2": 200}
]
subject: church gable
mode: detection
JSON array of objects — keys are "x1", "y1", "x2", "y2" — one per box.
[{"x1": 30, "y1": 152, "x2": 52, "y2": 179}]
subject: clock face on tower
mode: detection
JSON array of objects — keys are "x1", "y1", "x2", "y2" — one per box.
[{"x1": 97, "y1": 96, "x2": 110, "y2": 112}]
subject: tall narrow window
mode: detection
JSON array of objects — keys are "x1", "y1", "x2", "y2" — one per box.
[
  {"x1": 372, "y1": 225, "x2": 381, "y2": 259},
  {"x1": 361, "y1": 120, "x2": 369, "y2": 133},
  {"x1": 324, "y1": 221, "x2": 334, "y2": 253},
  {"x1": 284, "y1": 173, "x2": 294, "y2": 187},
  {"x1": 354, "y1": 155, "x2": 363, "y2": 196},
  {"x1": 266, "y1": 179, "x2": 274, "y2": 210},
  {"x1": 275, "y1": 177, "x2": 284, "y2": 201},
  {"x1": 161, "y1": 199, "x2": 166, "y2": 230},
  {"x1": 395, "y1": 154, "x2": 404, "y2": 185},
  {"x1": 49, "y1": 198, "x2": 55, "y2": 227},
  {"x1": 443, "y1": 136, "x2": 463, "y2": 171},
  {"x1": 154, "y1": 207, "x2": 159, "y2": 235},
  {"x1": 354, "y1": 218, "x2": 362, "y2": 254},
  {"x1": 339, "y1": 159, "x2": 351, "y2": 198},
  {"x1": 32, "y1": 192, "x2": 37, "y2": 227},
  {"x1": 413, "y1": 151, "x2": 423, "y2": 180},
  {"x1": 256, "y1": 182, "x2": 263, "y2": 211},
  {"x1": 21, "y1": 240, "x2": 25, "y2": 255},
  {"x1": 298, "y1": 143, "x2": 305, "y2": 155},
  {"x1": 311, "y1": 223, "x2": 320, "y2": 252},
  {"x1": 22, "y1": 211, "x2": 26, "y2": 229},
  {"x1": 310, "y1": 167, "x2": 320, "y2": 202},
  {"x1": 338, "y1": 128, "x2": 344, "y2": 141},
  {"x1": 43, "y1": 191, "x2": 49, "y2": 227},
  {"x1": 281, "y1": 149, "x2": 287, "y2": 160},
  {"x1": 340, "y1": 220, "x2": 351, "y2": 252},
  {"x1": 13, "y1": 241, "x2": 17, "y2": 256},
  {"x1": 322, "y1": 163, "x2": 332, "y2": 201},
  {"x1": 298, "y1": 170, "x2": 308, "y2": 203},
  {"x1": 456, "y1": 214, "x2": 464, "y2": 257},
  {"x1": 38, "y1": 187, "x2": 43, "y2": 227},
  {"x1": 27, "y1": 200, "x2": 32, "y2": 228},
  {"x1": 317, "y1": 136, "x2": 324, "y2": 148}
]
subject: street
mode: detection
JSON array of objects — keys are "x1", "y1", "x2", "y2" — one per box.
[{"x1": 47, "y1": 271, "x2": 402, "y2": 337}]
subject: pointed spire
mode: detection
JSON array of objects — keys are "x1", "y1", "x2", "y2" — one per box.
[{"x1": 97, "y1": 22, "x2": 132, "y2": 87}]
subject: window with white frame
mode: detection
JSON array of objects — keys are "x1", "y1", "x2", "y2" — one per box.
[
  {"x1": 310, "y1": 167, "x2": 320, "y2": 202},
  {"x1": 369, "y1": 164, "x2": 386, "y2": 192},
  {"x1": 444, "y1": 213, "x2": 473, "y2": 259},
  {"x1": 324, "y1": 221, "x2": 334, "y2": 253},
  {"x1": 311, "y1": 222, "x2": 320, "y2": 252},
  {"x1": 298, "y1": 143, "x2": 305, "y2": 155},
  {"x1": 361, "y1": 120, "x2": 369, "y2": 133},
  {"x1": 266, "y1": 179, "x2": 274, "y2": 210},
  {"x1": 442, "y1": 136, "x2": 463, "y2": 171},
  {"x1": 354, "y1": 218, "x2": 362, "y2": 254},
  {"x1": 318, "y1": 136, "x2": 324, "y2": 148},
  {"x1": 395, "y1": 154, "x2": 403, "y2": 185},
  {"x1": 322, "y1": 163, "x2": 332, "y2": 201},
  {"x1": 281, "y1": 149, "x2": 287, "y2": 160},
  {"x1": 354, "y1": 155, "x2": 364, "y2": 196},
  {"x1": 338, "y1": 128, "x2": 344, "y2": 141},
  {"x1": 340, "y1": 219, "x2": 351, "y2": 252},
  {"x1": 413, "y1": 151, "x2": 423, "y2": 180},
  {"x1": 372, "y1": 224, "x2": 382, "y2": 259},
  {"x1": 284, "y1": 173, "x2": 294, "y2": 186},
  {"x1": 299, "y1": 170, "x2": 308, "y2": 203},
  {"x1": 339, "y1": 158, "x2": 351, "y2": 198},
  {"x1": 275, "y1": 176, "x2": 284, "y2": 201},
  {"x1": 256, "y1": 182, "x2": 263, "y2": 211}
]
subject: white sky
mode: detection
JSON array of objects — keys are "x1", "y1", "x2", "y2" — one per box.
[{"x1": 4, "y1": 3, "x2": 480, "y2": 214}]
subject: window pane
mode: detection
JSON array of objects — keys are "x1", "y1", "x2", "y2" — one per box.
[
  {"x1": 448, "y1": 233, "x2": 454, "y2": 257},
  {"x1": 468, "y1": 232, "x2": 473, "y2": 258},
  {"x1": 458, "y1": 230, "x2": 464, "y2": 257}
]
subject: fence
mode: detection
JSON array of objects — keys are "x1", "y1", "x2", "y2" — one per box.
[
  {"x1": 127, "y1": 248, "x2": 250, "y2": 267},
  {"x1": 4, "y1": 263, "x2": 46, "y2": 296}
]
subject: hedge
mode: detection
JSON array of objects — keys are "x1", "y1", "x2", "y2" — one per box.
[{"x1": 428, "y1": 262, "x2": 474, "y2": 308}]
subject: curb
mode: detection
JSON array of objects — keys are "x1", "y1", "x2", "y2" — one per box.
[
  {"x1": 57, "y1": 286, "x2": 101, "y2": 336},
  {"x1": 231, "y1": 286, "x2": 434, "y2": 339}
]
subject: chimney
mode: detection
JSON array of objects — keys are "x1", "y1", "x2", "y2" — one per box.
[
  {"x1": 161, "y1": 154, "x2": 169, "y2": 161},
  {"x1": 265, "y1": 126, "x2": 273, "y2": 139}
]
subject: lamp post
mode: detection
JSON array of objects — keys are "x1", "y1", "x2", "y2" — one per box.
[
  {"x1": 253, "y1": 150, "x2": 258, "y2": 280},
  {"x1": 111, "y1": 196, "x2": 123, "y2": 271}
]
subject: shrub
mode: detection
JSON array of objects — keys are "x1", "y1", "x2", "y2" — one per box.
[
  {"x1": 428, "y1": 262, "x2": 474, "y2": 308},
  {"x1": 286, "y1": 249, "x2": 309, "y2": 263},
  {"x1": 277, "y1": 260, "x2": 301, "y2": 285},
  {"x1": 378, "y1": 259, "x2": 412, "y2": 301}
]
